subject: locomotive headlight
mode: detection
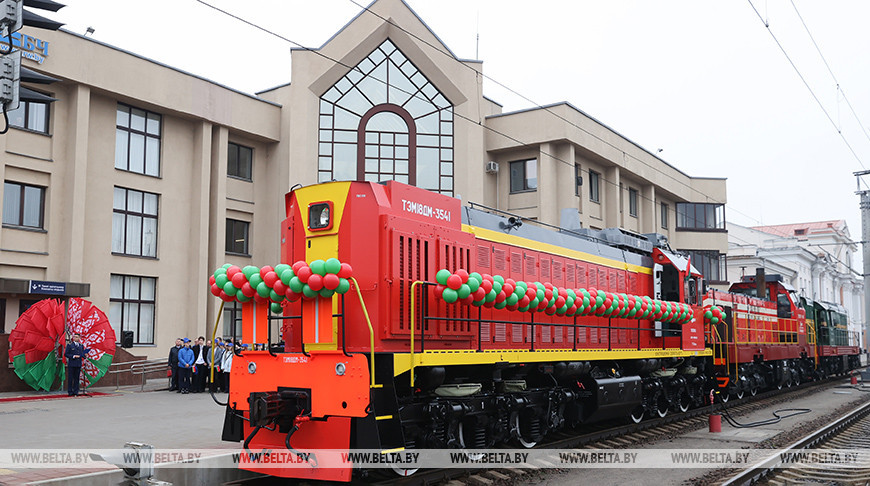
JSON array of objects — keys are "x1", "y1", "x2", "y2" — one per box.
[{"x1": 308, "y1": 202, "x2": 333, "y2": 230}]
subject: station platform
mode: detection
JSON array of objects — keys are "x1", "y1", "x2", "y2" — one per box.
[{"x1": 0, "y1": 382, "x2": 255, "y2": 485}]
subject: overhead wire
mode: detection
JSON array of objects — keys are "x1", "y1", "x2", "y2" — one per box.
[{"x1": 747, "y1": 0, "x2": 870, "y2": 190}]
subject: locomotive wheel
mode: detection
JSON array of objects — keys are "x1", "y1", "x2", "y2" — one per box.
[
  {"x1": 735, "y1": 388, "x2": 744, "y2": 400},
  {"x1": 655, "y1": 394, "x2": 669, "y2": 418},
  {"x1": 513, "y1": 414, "x2": 538, "y2": 449},
  {"x1": 676, "y1": 390, "x2": 691, "y2": 413},
  {"x1": 750, "y1": 386, "x2": 758, "y2": 396},
  {"x1": 776, "y1": 381, "x2": 783, "y2": 390},
  {"x1": 458, "y1": 422, "x2": 485, "y2": 460},
  {"x1": 390, "y1": 464, "x2": 419, "y2": 477},
  {"x1": 630, "y1": 406, "x2": 644, "y2": 423},
  {"x1": 718, "y1": 391, "x2": 729, "y2": 403}
]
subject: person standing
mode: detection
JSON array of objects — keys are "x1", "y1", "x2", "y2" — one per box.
[
  {"x1": 220, "y1": 341, "x2": 234, "y2": 392},
  {"x1": 177, "y1": 338, "x2": 194, "y2": 394},
  {"x1": 208, "y1": 339, "x2": 225, "y2": 392},
  {"x1": 64, "y1": 333, "x2": 89, "y2": 396},
  {"x1": 192, "y1": 336, "x2": 208, "y2": 393},
  {"x1": 168, "y1": 338, "x2": 182, "y2": 392}
]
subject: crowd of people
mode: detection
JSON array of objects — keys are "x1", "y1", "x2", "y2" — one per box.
[{"x1": 167, "y1": 336, "x2": 249, "y2": 394}]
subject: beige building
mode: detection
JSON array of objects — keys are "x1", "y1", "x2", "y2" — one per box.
[{"x1": 1, "y1": 0, "x2": 726, "y2": 373}]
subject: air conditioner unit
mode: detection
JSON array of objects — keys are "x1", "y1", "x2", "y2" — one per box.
[{"x1": 485, "y1": 161, "x2": 499, "y2": 174}]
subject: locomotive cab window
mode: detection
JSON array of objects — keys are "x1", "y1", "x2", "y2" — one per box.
[{"x1": 308, "y1": 202, "x2": 333, "y2": 231}]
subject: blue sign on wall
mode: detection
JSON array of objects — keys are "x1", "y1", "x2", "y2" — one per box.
[{"x1": 29, "y1": 280, "x2": 66, "y2": 295}]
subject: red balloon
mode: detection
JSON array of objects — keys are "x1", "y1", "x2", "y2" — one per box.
[
  {"x1": 231, "y1": 272, "x2": 247, "y2": 288},
  {"x1": 209, "y1": 275, "x2": 216, "y2": 286},
  {"x1": 296, "y1": 266, "x2": 313, "y2": 283},
  {"x1": 220, "y1": 292, "x2": 234, "y2": 302},
  {"x1": 527, "y1": 282, "x2": 538, "y2": 292},
  {"x1": 502, "y1": 283, "x2": 515, "y2": 296},
  {"x1": 473, "y1": 288, "x2": 487, "y2": 300},
  {"x1": 434, "y1": 285, "x2": 445, "y2": 299},
  {"x1": 604, "y1": 298, "x2": 613, "y2": 308},
  {"x1": 259, "y1": 266, "x2": 274, "y2": 279},
  {"x1": 210, "y1": 283, "x2": 221, "y2": 296},
  {"x1": 456, "y1": 269, "x2": 469, "y2": 282},
  {"x1": 483, "y1": 300, "x2": 495, "y2": 308},
  {"x1": 253, "y1": 294, "x2": 266, "y2": 303},
  {"x1": 506, "y1": 303, "x2": 519, "y2": 311},
  {"x1": 495, "y1": 291, "x2": 507, "y2": 303},
  {"x1": 505, "y1": 278, "x2": 516, "y2": 289},
  {"x1": 323, "y1": 273, "x2": 340, "y2": 290},
  {"x1": 537, "y1": 300, "x2": 549, "y2": 310},
  {"x1": 482, "y1": 273, "x2": 493, "y2": 283},
  {"x1": 595, "y1": 306, "x2": 606, "y2": 315},
  {"x1": 519, "y1": 296, "x2": 531, "y2": 307},
  {"x1": 263, "y1": 271, "x2": 279, "y2": 288},
  {"x1": 568, "y1": 304, "x2": 578, "y2": 315},
  {"x1": 226, "y1": 265, "x2": 242, "y2": 278},
  {"x1": 558, "y1": 288, "x2": 567, "y2": 298},
  {"x1": 292, "y1": 261, "x2": 307, "y2": 273},
  {"x1": 446, "y1": 274, "x2": 462, "y2": 290},
  {"x1": 273, "y1": 281, "x2": 287, "y2": 295},
  {"x1": 285, "y1": 288, "x2": 300, "y2": 300},
  {"x1": 308, "y1": 274, "x2": 324, "y2": 291},
  {"x1": 462, "y1": 295, "x2": 475, "y2": 304},
  {"x1": 545, "y1": 307, "x2": 557, "y2": 316},
  {"x1": 555, "y1": 296, "x2": 566, "y2": 308},
  {"x1": 544, "y1": 289, "x2": 553, "y2": 300},
  {"x1": 526, "y1": 288, "x2": 536, "y2": 299},
  {"x1": 338, "y1": 263, "x2": 353, "y2": 279},
  {"x1": 241, "y1": 282, "x2": 256, "y2": 298},
  {"x1": 481, "y1": 279, "x2": 493, "y2": 293}
]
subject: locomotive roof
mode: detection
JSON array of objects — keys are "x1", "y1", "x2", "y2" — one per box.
[{"x1": 461, "y1": 206, "x2": 654, "y2": 271}]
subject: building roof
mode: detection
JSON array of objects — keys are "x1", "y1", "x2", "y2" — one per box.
[{"x1": 750, "y1": 220, "x2": 847, "y2": 238}]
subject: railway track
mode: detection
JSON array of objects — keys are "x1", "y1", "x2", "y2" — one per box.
[
  {"x1": 722, "y1": 390, "x2": 870, "y2": 486},
  {"x1": 219, "y1": 378, "x2": 849, "y2": 486}
]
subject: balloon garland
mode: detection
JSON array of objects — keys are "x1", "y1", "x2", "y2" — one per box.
[
  {"x1": 433, "y1": 269, "x2": 695, "y2": 325},
  {"x1": 208, "y1": 260, "x2": 353, "y2": 313},
  {"x1": 702, "y1": 305, "x2": 724, "y2": 325}
]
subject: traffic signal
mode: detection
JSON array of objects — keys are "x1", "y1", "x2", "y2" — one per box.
[{"x1": 0, "y1": 0, "x2": 63, "y2": 132}]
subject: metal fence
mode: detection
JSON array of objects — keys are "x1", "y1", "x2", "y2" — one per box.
[{"x1": 106, "y1": 358, "x2": 167, "y2": 391}]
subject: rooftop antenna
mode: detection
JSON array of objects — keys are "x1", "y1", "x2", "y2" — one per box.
[{"x1": 475, "y1": 9, "x2": 480, "y2": 59}]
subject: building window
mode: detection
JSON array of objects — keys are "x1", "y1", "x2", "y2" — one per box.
[
  {"x1": 509, "y1": 159, "x2": 537, "y2": 193},
  {"x1": 112, "y1": 187, "x2": 158, "y2": 258},
  {"x1": 676, "y1": 202, "x2": 725, "y2": 231},
  {"x1": 115, "y1": 104, "x2": 161, "y2": 177},
  {"x1": 228, "y1": 142, "x2": 253, "y2": 181},
  {"x1": 0, "y1": 299, "x2": 5, "y2": 334},
  {"x1": 318, "y1": 38, "x2": 454, "y2": 195},
  {"x1": 682, "y1": 250, "x2": 727, "y2": 284},
  {"x1": 18, "y1": 299, "x2": 39, "y2": 316},
  {"x1": 575, "y1": 164, "x2": 582, "y2": 196},
  {"x1": 226, "y1": 219, "x2": 249, "y2": 255},
  {"x1": 589, "y1": 171, "x2": 600, "y2": 203},
  {"x1": 3, "y1": 181, "x2": 45, "y2": 229},
  {"x1": 7, "y1": 100, "x2": 49, "y2": 133},
  {"x1": 223, "y1": 302, "x2": 243, "y2": 339},
  {"x1": 628, "y1": 188, "x2": 638, "y2": 217},
  {"x1": 661, "y1": 202, "x2": 669, "y2": 229},
  {"x1": 109, "y1": 274, "x2": 156, "y2": 345}
]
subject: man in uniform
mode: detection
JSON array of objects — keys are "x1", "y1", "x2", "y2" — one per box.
[{"x1": 64, "y1": 333, "x2": 89, "y2": 396}]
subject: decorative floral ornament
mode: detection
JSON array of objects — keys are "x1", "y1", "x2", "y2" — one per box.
[
  {"x1": 209, "y1": 260, "x2": 353, "y2": 313},
  {"x1": 433, "y1": 269, "x2": 695, "y2": 325}
]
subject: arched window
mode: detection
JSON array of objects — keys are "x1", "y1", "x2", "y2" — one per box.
[{"x1": 318, "y1": 39, "x2": 454, "y2": 194}]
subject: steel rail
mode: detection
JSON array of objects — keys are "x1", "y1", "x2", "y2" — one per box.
[{"x1": 721, "y1": 395, "x2": 870, "y2": 486}]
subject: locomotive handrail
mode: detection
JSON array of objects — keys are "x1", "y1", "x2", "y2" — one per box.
[
  {"x1": 349, "y1": 276, "x2": 377, "y2": 388},
  {"x1": 409, "y1": 280, "x2": 424, "y2": 388}
]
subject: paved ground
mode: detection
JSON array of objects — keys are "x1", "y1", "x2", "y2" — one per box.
[
  {"x1": 0, "y1": 384, "x2": 232, "y2": 485},
  {"x1": 515, "y1": 378, "x2": 870, "y2": 486}
]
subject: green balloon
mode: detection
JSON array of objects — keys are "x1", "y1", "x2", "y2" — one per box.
[
  {"x1": 280, "y1": 268, "x2": 295, "y2": 286},
  {"x1": 467, "y1": 278, "x2": 480, "y2": 292},
  {"x1": 337, "y1": 278, "x2": 350, "y2": 294},
  {"x1": 302, "y1": 285, "x2": 318, "y2": 298},
  {"x1": 213, "y1": 268, "x2": 226, "y2": 278},
  {"x1": 289, "y1": 276, "x2": 304, "y2": 293},
  {"x1": 517, "y1": 281, "x2": 528, "y2": 291},
  {"x1": 243, "y1": 266, "x2": 259, "y2": 279},
  {"x1": 704, "y1": 310, "x2": 713, "y2": 319},
  {"x1": 274, "y1": 264, "x2": 291, "y2": 275},
  {"x1": 324, "y1": 258, "x2": 342, "y2": 274},
  {"x1": 458, "y1": 284, "x2": 472, "y2": 299},
  {"x1": 442, "y1": 288, "x2": 458, "y2": 303},
  {"x1": 530, "y1": 297, "x2": 540, "y2": 308},
  {"x1": 319, "y1": 288, "x2": 335, "y2": 298},
  {"x1": 518, "y1": 305, "x2": 529, "y2": 312},
  {"x1": 493, "y1": 282, "x2": 503, "y2": 294},
  {"x1": 494, "y1": 300, "x2": 507, "y2": 309},
  {"x1": 249, "y1": 274, "x2": 263, "y2": 288},
  {"x1": 485, "y1": 290, "x2": 497, "y2": 303},
  {"x1": 236, "y1": 294, "x2": 252, "y2": 303},
  {"x1": 222, "y1": 263, "x2": 232, "y2": 269},
  {"x1": 223, "y1": 281, "x2": 237, "y2": 296},
  {"x1": 470, "y1": 272, "x2": 483, "y2": 283},
  {"x1": 215, "y1": 274, "x2": 229, "y2": 288},
  {"x1": 257, "y1": 282, "x2": 271, "y2": 298},
  {"x1": 436, "y1": 269, "x2": 451, "y2": 285},
  {"x1": 270, "y1": 302, "x2": 283, "y2": 314},
  {"x1": 270, "y1": 290, "x2": 284, "y2": 302},
  {"x1": 537, "y1": 290, "x2": 545, "y2": 301},
  {"x1": 310, "y1": 260, "x2": 326, "y2": 276},
  {"x1": 494, "y1": 275, "x2": 505, "y2": 285},
  {"x1": 506, "y1": 294, "x2": 519, "y2": 306}
]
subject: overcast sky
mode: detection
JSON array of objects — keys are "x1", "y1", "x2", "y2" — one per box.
[{"x1": 43, "y1": 1, "x2": 870, "y2": 247}]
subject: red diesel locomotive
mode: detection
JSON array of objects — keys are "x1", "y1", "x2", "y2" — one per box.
[{"x1": 213, "y1": 180, "x2": 860, "y2": 481}]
